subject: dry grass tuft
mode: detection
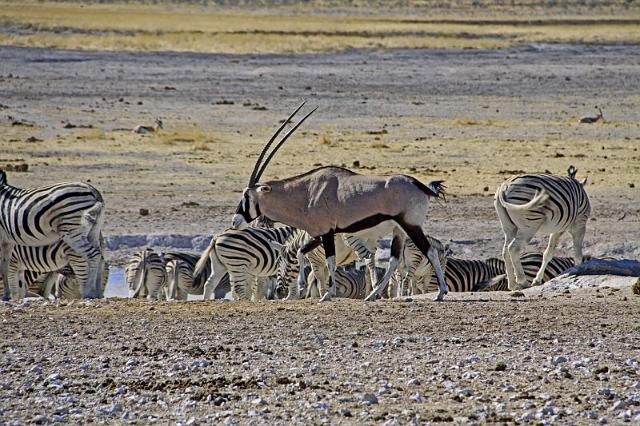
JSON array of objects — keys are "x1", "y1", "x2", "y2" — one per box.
[
  {"x1": 633, "y1": 278, "x2": 640, "y2": 295},
  {"x1": 370, "y1": 141, "x2": 390, "y2": 149},
  {"x1": 317, "y1": 135, "x2": 332, "y2": 146},
  {"x1": 155, "y1": 127, "x2": 217, "y2": 146}
]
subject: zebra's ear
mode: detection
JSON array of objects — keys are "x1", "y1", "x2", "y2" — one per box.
[
  {"x1": 579, "y1": 176, "x2": 588, "y2": 186},
  {"x1": 256, "y1": 184, "x2": 272, "y2": 193}
]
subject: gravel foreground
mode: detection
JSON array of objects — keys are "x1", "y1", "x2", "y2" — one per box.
[{"x1": 2, "y1": 286, "x2": 639, "y2": 425}]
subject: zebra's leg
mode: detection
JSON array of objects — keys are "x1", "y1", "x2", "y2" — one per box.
[
  {"x1": 570, "y1": 222, "x2": 587, "y2": 265},
  {"x1": 66, "y1": 252, "x2": 94, "y2": 299},
  {"x1": 319, "y1": 232, "x2": 337, "y2": 302},
  {"x1": 291, "y1": 237, "x2": 321, "y2": 300},
  {"x1": 61, "y1": 235, "x2": 101, "y2": 298},
  {"x1": 365, "y1": 232, "x2": 404, "y2": 302},
  {"x1": 229, "y1": 271, "x2": 251, "y2": 300},
  {"x1": 253, "y1": 276, "x2": 267, "y2": 302},
  {"x1": 203, "y1": 272, "x2": 225, "y2": 300},
  {"x1": 397, "y1": 225, "x2": 447, "y2": 301},
  {"x1": 532, "y1": 232, "x2": 562, "y2": 286},
  {"x1": 495, "y1": 198, "x2": 525, "y2": 290},
  {"x1": 1, "y1": 241, "x2": 15, "y2": 301},
  {"x1": 506, "y1": 230, "x2": 538, "y2": 290}
]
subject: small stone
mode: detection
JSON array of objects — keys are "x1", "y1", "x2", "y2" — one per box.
[
  {"x1": 311, "y1": 402, "x2": 328, "y2": 409},
  {"x1": 339, "y1": 407, "x2": 352, "y2": 417},
  {"x1": 494, "y1": 362, "x2": 507, "y2": 371},
  {"x1": 520, "y1": 411, "x2": 535, "y2": 421},
  {"x1": 410, "y1": 393, "x2": 423, "y2": 403},
  {"x1": 139, "y1": 208, "x2": 149, "y2": 216},
  {"x1": 185, "y1": 417, "x2": 197, "y2": 426},
  {"x1": 251, "y1": 398, "x2": 267, "y2": 406},
  {"x1": 362, "y1": 393, "x2": 378, "y2": 405},
  {"x1": 223, "y1": 417, "x2": 238, "y2": 425},
  {"x1": 407, "y1": 378, "x2": 420, "y2": 386},
  {"x1": 552, "y1": 356, "x2": 568, "y2": 365},
  {"x1": 611, "y1": 400, "x2": 626, "y2": 410},
  {"x1": 32, "y1": 415, "x2": 48, "y2": 424}
]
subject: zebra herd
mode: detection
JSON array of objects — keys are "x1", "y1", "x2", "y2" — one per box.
[{"x1": 0, "y1": 105, "x2": 601, "y2": 303}]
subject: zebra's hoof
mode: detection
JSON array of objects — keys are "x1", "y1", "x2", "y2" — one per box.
[
  {"x1": 434, "y1": 293, "x2": 445, "y2": 302},
  {"x1": 319, "y1": 293, "x2": 332, "y2": 303}
]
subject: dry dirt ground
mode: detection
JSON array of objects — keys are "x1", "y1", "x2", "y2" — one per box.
[
  {"x1": 1, "y1": 287, "x2": 640, "y2": 424},
  {"x1": 1, "y1": 32, "x2": 640, "y2": 424},
  {"x1": 1, "y1": 44, "x2": 639, "y2": 263}
]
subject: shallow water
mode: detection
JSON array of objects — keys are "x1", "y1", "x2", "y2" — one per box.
[
  {"x1": 102, "y1": 267, "x2": 220, "y2": 300},
  {"x1": 103, "y1": 267, "x2": 128, "y2": 298}
]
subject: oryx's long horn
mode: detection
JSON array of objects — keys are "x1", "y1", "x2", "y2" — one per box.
[
  {"x1": 248, "y1": 101, "x2": 306, "y2": 187},
  {"x1": 255, "y1": 106, "x2": 318, "y2": 182}
]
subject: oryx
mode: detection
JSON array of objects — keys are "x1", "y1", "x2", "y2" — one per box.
[{"x1": 231, "y1": 103, "x2": 448, "y2": 301}]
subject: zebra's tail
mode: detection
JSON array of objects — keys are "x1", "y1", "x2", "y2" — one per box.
[
  {"x1": 475, "y1": 274, "x2": 508, "y2": 291},
  {"x1": 499, "y1": 189, "x2": 549, "y2": 211},
  {"x1": 130, "y1": 254, "x2": 147, "y2": 298},
  {"x1": 194, "y1": 236, "x2": 216, "y2": 280}
]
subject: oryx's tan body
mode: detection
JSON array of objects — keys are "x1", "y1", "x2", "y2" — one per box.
[{"x1": 253, "y1": 167, "x2": 435, "y2": 237}]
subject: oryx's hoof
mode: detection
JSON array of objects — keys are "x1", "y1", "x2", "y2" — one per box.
[
  {"x1": 434, "y1": 292, "x2": 446, "y2": 302},
  {"x1": 531, "y1": 278, "x2": 543, "y2": 287}
]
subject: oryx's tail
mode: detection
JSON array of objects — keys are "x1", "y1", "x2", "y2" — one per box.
[
  {"x1": 413, "y1": 178, "x2": 446, "y2": 199},
  {"x1": 498, "y1": 188, "x2": 549, "y2": 211},
  {"x1": 475, "y1": 274, "x2": 507, "y2": 291},
  {"x1": 194, "y1": 236, "x2": 216, "y2": 280}
]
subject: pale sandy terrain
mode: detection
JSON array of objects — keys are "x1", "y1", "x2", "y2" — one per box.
[{"x1": 1, "y1": 19, "x2": 640, "y2": 424}]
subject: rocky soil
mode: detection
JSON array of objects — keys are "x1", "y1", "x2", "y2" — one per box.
[{"x1": 1, "y1": 284, "x2": 640, "y2": 424}]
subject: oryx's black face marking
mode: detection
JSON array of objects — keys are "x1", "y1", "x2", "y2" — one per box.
[{"x1": 232, "y1": 188, "x2": 261, "y2": 229}]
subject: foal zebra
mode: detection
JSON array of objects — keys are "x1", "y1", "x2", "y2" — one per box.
[
  {"x1": 125, "y1": 249, "x2": 167, "y2": 300},
  {"x1": 481, "y1": 253, "x2": 578, "y2": 291},
  {"x1": 495, "y1": 166, "x2": 590, "y2": 290},
  {"x1": 164, "y1": 251, "x2": 230, "y2": 300},
  {"x1": 195, "y1": 226, "x2": 298, "y2": 301},
  {"x1": 406, "y1": 256, "x2": 505, "y2": 295},
  {"x1": 0, "y1": 171, "x2": 105, "y2": 300},
  {"x1": 1, "y1": 234, "x2": 108, "y2": 300}
]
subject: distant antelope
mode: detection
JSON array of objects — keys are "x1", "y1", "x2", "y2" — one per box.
[
  {"x1": 133, "y1": 118, "x2": 163, "y2": 134},
  {"x1": 494, "y1": 166, "x2": 590, "y2": 290},
  {"x1": 231, "y1": 102, "x2": 448, "y2": 302},
  {"x1": 579, "y1": 106, "x2": 603, "y2": 124}
]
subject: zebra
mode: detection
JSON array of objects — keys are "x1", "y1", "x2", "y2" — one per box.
[
  {"x1": 163, "y1": 251, "x2": 230, "y2": 300},
  {"x1": 125, "y1": 249, "x2": 167, "y2": 300},
  {"x1": 494, "y1": 166, "x2": 590, "y2": 290},
  {"x1": 1, "y1": 235, "x2": 108, "y2": 300},
  {"x1": 39, "y1": 261, "x2": 110, "y2": 299},
  {"x1": 308, "y1": 265, "x2": 386, "y2": 299},
  {"x1": 408, "y1": 256, "x2": 506, "y2": 295},
  {"x1": 480, "y1": 253, "x2": 579, "y2": 291},
  {"x1": 393, "y1": 237, "x2": 447, "y2": 298},
  {"x1": 276, "y1": 229, "x2": 379, "y2": 300},
  {"x1": 195, "y1": 226, "x2": 299, "y2": 301},
  {"x1": 0, "y1": 170, "x2": 105, "y2": 300}
]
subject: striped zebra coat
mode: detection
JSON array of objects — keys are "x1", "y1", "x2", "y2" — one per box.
[
  {"x1": 0, "y1": 171, "x2": 105, "y2": 300},
  {"x1": 480, "y1": 253, "x2": 576, "y2": 291},
  {"x1": 0, "y1": 234, "x2": 108, "y2": 300},
  {"x1": 495, "y1": 166, "x2": 590, "y2": 289},
  {"x1": 164, "y1": 251, "x2": 230, "y2": 300},
  {"x1": 125, "y1": 249, "x2": 167, "y2": 300},
  {"x1": 195, "y1": 226, "x2": 299, "y2": 301},
  {"x1": 408, "y1": 256, "x2": 505, "y2": 294},
  {"x1": 276, "y1": 229, "x2": 379, "y2": 299}
]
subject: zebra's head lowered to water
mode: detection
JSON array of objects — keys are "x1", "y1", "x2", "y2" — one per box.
[{"x1": 232, "y1": 102, "x2": 317, "y2": 230}]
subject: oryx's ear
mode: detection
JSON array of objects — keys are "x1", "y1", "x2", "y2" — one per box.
[
  {"x1": 256, "y1": 184, "x2": 272, "y2": 193},
  {"x1": 580, "y1": 176, "x2": 587, "y2": 186}
]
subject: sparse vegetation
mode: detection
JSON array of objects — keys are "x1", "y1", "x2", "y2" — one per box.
[
  {"x1": 0, "y1": 2, "x2": 639, "y2": 53},
  {"x1": 154, "y1": 127, "x2": 217, "y2": 146},
  {"x1": 633, "y1": 278, "x2": 640, "y2": 295}
]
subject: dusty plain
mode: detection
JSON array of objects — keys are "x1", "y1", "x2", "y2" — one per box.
[{"x1": 1, "y1": 1, "x2": 640, "y2": 424}]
